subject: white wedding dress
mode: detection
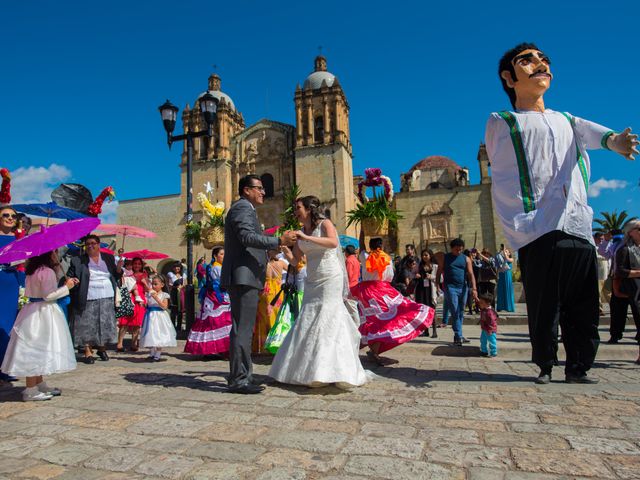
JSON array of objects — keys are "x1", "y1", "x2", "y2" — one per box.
[{"x1": 269, "y1": 222, "x2": 370, "y2": 387}]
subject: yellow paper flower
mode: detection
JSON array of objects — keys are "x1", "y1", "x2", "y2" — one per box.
[{"x1": 198, "y1": 193, "x2": 225, "y2": 219}]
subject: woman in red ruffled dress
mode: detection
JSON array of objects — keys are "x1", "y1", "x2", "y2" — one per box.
[
  {"x1": 184, "y1": 247, "x2": 232, "y2": 358},
  {"x1": 350, "y1": 237, "x2": 434, "y2": 365},
  {"x1": 116, "y1": 257, "x2": 147, "y2": 352}
]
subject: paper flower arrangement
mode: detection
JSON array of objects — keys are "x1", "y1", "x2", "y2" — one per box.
[
  {"x1": 197, "y1": 192, "x2": 225, "y2": 228},
  {"x1": 356, "y1": 168, "x2": 394, "y2": 203},
  {"x1": 347, "y1": 167, "x2": 401, "y2": 231},
  {"x1": 184, "y1": 190, "x2": 226, "y2": 246},
  {"x1": 0, "y1": 168, "x2": 11, "y2": 204},
  {"x1": 88, "y1": 186, "x2": 116, "y2": 216}
]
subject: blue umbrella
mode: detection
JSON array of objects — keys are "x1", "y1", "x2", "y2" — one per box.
[
  {"x1": 12, "y1": 202, "x2": 90, "y2": 223},
  {"x1": 339, "y1": 234, "x2": 359, "y2": 248}
]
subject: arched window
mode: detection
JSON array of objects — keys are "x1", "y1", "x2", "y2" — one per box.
[
  {"x1": 260, "y1": 173, "x2": 274, "y2": 198},
  {"x1": 314, "y1": 116, "x2": 324, "y2": 144}
]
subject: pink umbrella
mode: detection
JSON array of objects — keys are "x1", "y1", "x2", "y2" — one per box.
[
  {"x1": 0, "y1": 217, "x2": 101, "y2": 264},
  {"x1": 95, "y1": 224, "x2": 156, "y2": 249},
  {"x1": 122, "y1": 249, "x2": 169, "y2": 260},
  {"x1": 100, "y1": 247, "x2": 115, "y2": 255}
]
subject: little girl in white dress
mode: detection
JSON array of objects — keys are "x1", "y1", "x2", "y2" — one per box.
[
  {"x1": 1, "y1": 250, "x2": 79, "y2": 401},
  {"x1": 140, "y1": 275, "x2": 176, "y2": 361}
]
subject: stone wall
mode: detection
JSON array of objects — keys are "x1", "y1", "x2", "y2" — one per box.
[
  {"x1": 116, "y1": 194, "x2": 190, "y2": 267},
  {"x1": 394, "y1": 184, "x2": 509, "y2": 255}
]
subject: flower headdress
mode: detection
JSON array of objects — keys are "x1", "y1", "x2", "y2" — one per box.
[{"x1": 88, "y1": 186, "x2": 116, "y2": 216}]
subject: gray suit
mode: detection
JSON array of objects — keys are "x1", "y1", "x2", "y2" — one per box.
[{"x1": 221, "y1": 197, "x2": 279, "y2": 388}]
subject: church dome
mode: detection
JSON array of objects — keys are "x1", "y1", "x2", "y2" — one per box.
[
  {"x1": 304, "y1": 71, "x2": 336, "y2": 90},
  {"x1": 197, "y1": 74, "x2": 236, "y2": 111},
  {"x1": 303, "y1": 55, "x2": 336, "y2": 90},
  {"x1": 409, "y1": 155, "x2": 461, "y2": 172},
  {"x1": 197, "y1": 90, "x2": 235, "y2": 111}
]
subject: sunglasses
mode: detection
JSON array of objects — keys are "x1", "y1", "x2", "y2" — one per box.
[
  {"x1": 247, "y1": 185, "x2": 265, "y2": 192},
  {"x1": 1, "y1": 213, "x2": 17, "y2": 219}
]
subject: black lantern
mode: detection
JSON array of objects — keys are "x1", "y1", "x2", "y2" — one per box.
[
  {"x1": 157, "y1": 89, "x2": 219, "y2": 332},
  {"x1": 158, "y1": 99, "x2": 179, "y2": 146},
  {"x1": 198, "y1": 92, "x2": 218, "y2": 134}
]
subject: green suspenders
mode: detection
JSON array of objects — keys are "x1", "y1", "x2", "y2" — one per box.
[
  {"x1": 560, "y1": 112, "x2": 589, "y2": 193},
  {"x1": 497, "y1": 111, "x2": 536, "y2": 213},
  {"x1": 498, "y1": 111, "x2": 591, "y2": 214}
]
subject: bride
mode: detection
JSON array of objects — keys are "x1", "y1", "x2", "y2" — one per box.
[{"x1": 268, "y1": 195, "x2": 369, "y2": 388}]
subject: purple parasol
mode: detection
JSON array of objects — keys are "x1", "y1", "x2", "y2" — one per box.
[{"x1": 0, "y1": 217, "x2": 101, "y2": 264}]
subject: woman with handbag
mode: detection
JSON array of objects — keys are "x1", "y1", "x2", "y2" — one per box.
[
  {"x1": 613, "y1": 220, "x2": 640, "y2": 362},
  {"x1": 414, "y1": 249, "x2": 439, "y2": 338}
]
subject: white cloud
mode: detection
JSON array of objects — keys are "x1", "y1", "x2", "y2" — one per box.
[
  {"x1": 99, "y1": 200, "x2": 119, "y2": 225},
  {"x1": 11, "y1": 164, "x2": 73, "y2": 204},
  {"x1": 588, "y1": 178, "x2": 629, "y2": 198}
]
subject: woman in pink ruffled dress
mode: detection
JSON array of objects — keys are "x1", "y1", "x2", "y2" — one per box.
[{"x1": 350, "y1": 237, "x2": 434, "y2": 365}]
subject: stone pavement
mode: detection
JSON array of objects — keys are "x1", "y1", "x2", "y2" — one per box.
[{"x1": 1, "y1": 324, "x2": 640, "y2": 480}]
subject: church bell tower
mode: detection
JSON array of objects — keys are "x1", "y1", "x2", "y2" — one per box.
[{"x1": 294, "y1": 56, "x2": 355, "y2": 233}]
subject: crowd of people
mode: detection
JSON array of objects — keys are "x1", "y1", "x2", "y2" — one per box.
[
  {"x1": 0, "y1": 41, "x2": 638, "y2": 400},
  {"x1": 596, "y1": 226, "x2": 640, "y2": 355}
]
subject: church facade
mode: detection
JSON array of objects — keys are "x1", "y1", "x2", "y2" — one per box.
[
  {"x1": 118, "y1": 56, "x2": 505, "y2": 269},
  {"x1": 394, "y1": 146, "x2": 507, "y2": 254}
]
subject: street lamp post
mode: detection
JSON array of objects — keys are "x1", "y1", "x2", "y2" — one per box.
[{"x1": 158, "y1": 93, "x2": 218, "y2": 331}]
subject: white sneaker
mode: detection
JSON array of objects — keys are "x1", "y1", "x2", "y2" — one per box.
[
  {"x1": 23, "y1": 391, "x2": 53, "y2": 402},
  {"x1": 37, "y1": 382, "x2": 61, "y2": 396}
]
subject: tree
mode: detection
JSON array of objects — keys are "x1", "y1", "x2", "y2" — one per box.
[{"x1": 593, "y1": 210, "x2": 637, "y2": 234}]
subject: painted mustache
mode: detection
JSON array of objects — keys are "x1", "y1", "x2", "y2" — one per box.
[{"x1": 530, "y1": 70, "x2": 551, "y2": 78}]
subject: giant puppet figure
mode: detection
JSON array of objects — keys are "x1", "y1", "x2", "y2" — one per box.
[{"x1": 485, "y1": 43, "x2": 638, "y2": 385}]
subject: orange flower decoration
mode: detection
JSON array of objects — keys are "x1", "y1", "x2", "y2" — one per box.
[{"x1": 366, "y1": 249, "x2": 391, "y2": 280}]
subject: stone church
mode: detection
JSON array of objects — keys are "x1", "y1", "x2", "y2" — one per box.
[{"x1": 117, "y1": 55, "x2": 505, "y2": 269}]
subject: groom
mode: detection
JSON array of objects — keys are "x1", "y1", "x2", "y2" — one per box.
[{"x1": 221, "y1": 174, "x2": 297, "y2": 394}]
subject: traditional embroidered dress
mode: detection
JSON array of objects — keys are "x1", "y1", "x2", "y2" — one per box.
[
  {"x1": 253, "y1": 261, "x2": 284, "y2": 353},
  {"x1": 184, "y1": 262, "x2": 232, "y2": 355},
  {"x1": 496, "y1": 259, "x2": 515, "y2": 312},
  {"x1": 2, "y1": 266, "x2": 76, "y2": 377},
  {"x1": 140, "y1": 291, "x2": 176, "y2": 348},
  {"x1": 350, "y1": 249, "x2": 434, "y2": 353}
]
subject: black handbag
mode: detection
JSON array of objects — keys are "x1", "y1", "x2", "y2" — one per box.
[{"x1": 115, "y1": 286, "x2": 135, "y2": 318}]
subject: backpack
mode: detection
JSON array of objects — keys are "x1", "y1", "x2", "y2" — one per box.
[{"x1": 494, "y1": 252, "x2": 511, "y2": 273}]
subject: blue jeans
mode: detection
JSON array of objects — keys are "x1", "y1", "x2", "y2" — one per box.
[
  {"x1": 480, "y1": 330, "x2": 497, "y2": 355},
  {"x1": 444, "y1": 285, "x2": 467, "y2": 340}
]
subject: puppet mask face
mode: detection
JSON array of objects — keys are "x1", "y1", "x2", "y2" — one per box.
[{"x1": 502, "y1": 49, "x2": 552, "y2": 98}]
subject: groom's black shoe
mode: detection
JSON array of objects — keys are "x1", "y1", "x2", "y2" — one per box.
[{"x1": 228, "y1": 384, "x2": 265, "y2": 394}]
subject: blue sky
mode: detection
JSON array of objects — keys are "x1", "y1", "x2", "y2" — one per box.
[{"x1": 1, "y1": 0, "x2": 638, "y2": 225}]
